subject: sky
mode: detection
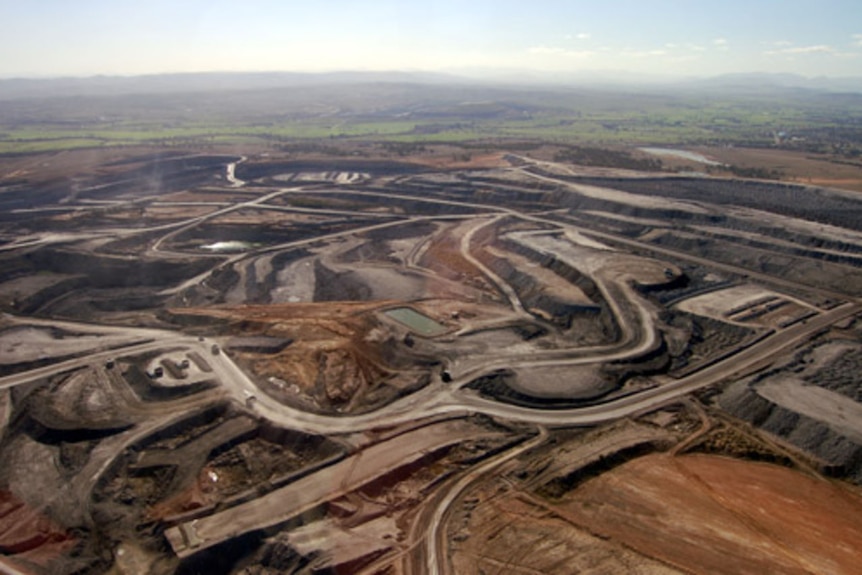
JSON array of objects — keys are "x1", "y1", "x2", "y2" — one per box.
[{"x1": 2, "y1": 0, "x2": 861, "y2": 79}]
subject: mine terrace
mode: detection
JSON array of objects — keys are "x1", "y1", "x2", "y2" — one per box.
[{"x1": 2, "y1": 146, "x2": 862, "y2": 575}]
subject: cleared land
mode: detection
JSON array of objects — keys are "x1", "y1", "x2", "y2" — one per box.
[{"x1": 553, "y1": 453, "x2": 862, "y2": 575}]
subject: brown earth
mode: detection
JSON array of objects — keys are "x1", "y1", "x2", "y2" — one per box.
[
  {"x1": 450, "y1": 476, "x2": 684, "y2": 574},
  {"x1": 700, "y1": 147, "x2": 862, "y2": 193},
  {"x1": 554, "y1": 453, "x2": 862, "y2": 575},
  {"x1": 405, "y1": 150, "x2": 511, "y2": 170},
  {"x1": 146, "y1": 437, "x2": 311, "y2": 521},
  {"x1": 145, "y1": 473, "x2": 213, "y2": 522},
  {"x1": 173, "y1": 302, "x2": 421, "y2": 411},
  {"x1": 0, "y1": 490, "x2": 75, "y2": 567},
  {"x1": 175, "y1": 300, "x2": 389, "y2": 331},
  {"x1": 421, "y1": 236, "x2": 478, "y2": 280},
  {"x1": 0, "y1": 148, "x2": 147, "y2": 183},
  {"x1": 418, "y1": 221, "x2": 489, "y2": 288}
]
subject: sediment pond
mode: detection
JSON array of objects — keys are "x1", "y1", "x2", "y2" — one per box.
[{"x1": 384, "y1": 307, "x2": 447, "y2": 336}]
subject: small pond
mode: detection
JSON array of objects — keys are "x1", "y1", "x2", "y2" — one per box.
[
  {"x1": 201, "y1": 241, "x2": 257, "y2": 253},
  {"x1": 639, "y1": 147, "x2": 724, "y2": 166},
  {"x1": 384, "y1": 307, "x2": 447, "y2": 337}
]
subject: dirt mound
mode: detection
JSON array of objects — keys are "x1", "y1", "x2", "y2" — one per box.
[
  {"x1": 27, "y1": 367, "x2": 132, "y2": 431},
  {"x1": 173, "y1": 302, "x2": 434, "y2": 413},
  {"x1": 719, "y1": 380, "x2": 862, "y2": 482},
  {"x1": 715, "y1": 330, "x2": 862, "y2": 485}
]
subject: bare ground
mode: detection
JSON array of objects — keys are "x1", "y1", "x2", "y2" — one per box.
[{"x1": 553, "y1": 453, "x2": 862, "y2": 575}]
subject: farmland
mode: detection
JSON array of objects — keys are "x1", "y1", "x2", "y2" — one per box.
[{"x1": 3, "y1": 75, "x2": 862, "y2": 153}]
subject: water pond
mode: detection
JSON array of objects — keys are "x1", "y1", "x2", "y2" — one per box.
[
  {"x1": 201, "y1": 241, "x2": 257, "y2": 253},
  {"x1": 639, "y1": 147, "x2": 724, "y2": 166},
  {"x1": 384, "y1": 307, "x2": 447, "y2": 337}
]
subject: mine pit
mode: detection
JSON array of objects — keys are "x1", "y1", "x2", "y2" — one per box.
[
  {"x1": 91, "y1": 408, "x2": 345, "y2": 553},
  {"x1": 2, "y1": 148, "x2": 861, "y2": 574}
]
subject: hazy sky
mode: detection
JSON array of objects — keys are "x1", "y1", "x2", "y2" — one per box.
[{"x1": 2, "y1": 0, "x2": 861, "y2": 78}]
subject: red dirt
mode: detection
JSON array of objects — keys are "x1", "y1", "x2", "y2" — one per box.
[
  {"x1": 0, "y1": 490, "x2": 75, "y2": 567},
  {"x1": 418, "y1": 223, "x2": 487, "y2": 286},
  {"x1": 557, "y1": 453, "x2": 862, "y2": 575},
  {"x1": 146, "y1": 471, "x2": 216, "y2": 521},
  {"x1": 173, "y1": 302, "x2": 399, "y2": 408}
]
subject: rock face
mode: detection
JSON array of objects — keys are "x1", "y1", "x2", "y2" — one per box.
[
  {"x1": 717, "y1": 379, "x2": 862, "y2": 484},
  {"x1": 715, "y1": 329, "x2": 862, "y2": 485},
  {"x1": 225, "y1": 336, "x2": 292, "y2": 354},
  {"x1": 24, "y1": 249, "x2": 213, "y2": 289}
]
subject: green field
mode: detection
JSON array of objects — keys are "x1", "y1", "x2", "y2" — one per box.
[{"x1": 2, "y1": 82, "x2": 861, "y2": 154}]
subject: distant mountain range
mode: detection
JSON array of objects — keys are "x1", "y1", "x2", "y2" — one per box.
[
  {"x1": 0, "y1": 71, "x2": 461, "y2": 100},
  {"x1": 682, "y1": 72, "x2": 862, "y2": 93},
  {"x1": 1, "y1": 70, "x2": 861, "y2": 100}
]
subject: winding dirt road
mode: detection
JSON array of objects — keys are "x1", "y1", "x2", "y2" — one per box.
[{"x1": 5, "y1": 156, "x2": 860, "y2": 572}]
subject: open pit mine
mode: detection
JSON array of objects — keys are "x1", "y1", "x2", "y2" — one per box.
[{"x1": 1, "y1": 150, "x2": 862, "y2": 574}]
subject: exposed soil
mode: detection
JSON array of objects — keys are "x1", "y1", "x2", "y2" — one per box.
[
  {"x1": 553, "y1": 453, "x2": 862, "y2": 575},
  {"x1": 450, "y1": 484, "x2": 686, "y2": 575},
  {"x1": 0, "y1": 490, "x2": 76, "y2": 567},
  {"x1": 404, "y1": 150, "x2": 511, "y2": 170},
  {"x1": 170, "y1": 302, "x2": 439, "y2": 414},
  {"x1": 702, "y1": 146, "x2": 862, "y2": 193},
  {"x1": 418, "y1": 221, "x2": 490, "y2": 285},
  {"x1": 146, "y1": 433, "x2": 337, "y2": 522}
]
